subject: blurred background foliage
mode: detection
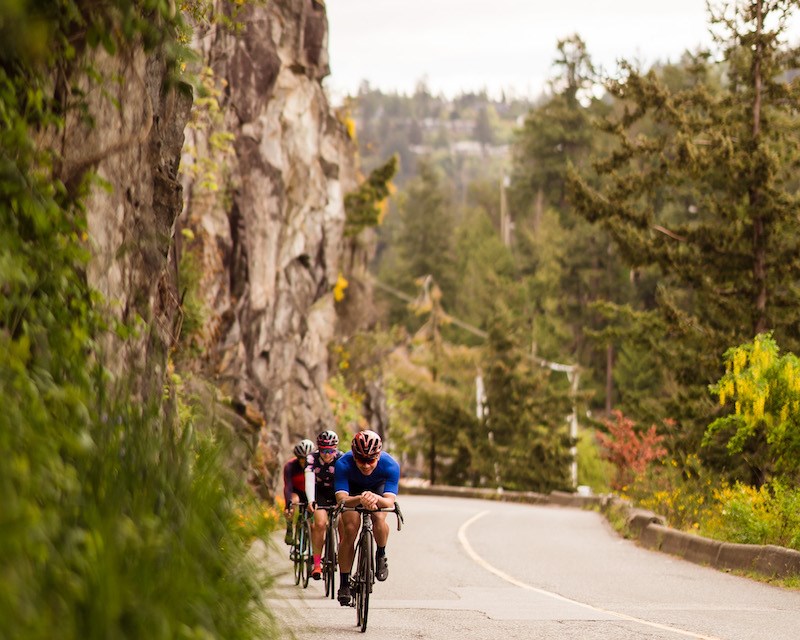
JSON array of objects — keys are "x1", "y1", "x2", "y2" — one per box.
[{"x1": 1, "y1": 1, "x2": 279, "y2": 638}]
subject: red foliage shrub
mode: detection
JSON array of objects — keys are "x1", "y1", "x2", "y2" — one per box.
[{"x1": 596, "y1": 409, "x2": 667, "y2": 491}]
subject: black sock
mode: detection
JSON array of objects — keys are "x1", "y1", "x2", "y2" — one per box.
[
  {"x1": 376, "y1": 546, "x2": 386, "y2": 558},
  {"x1": 340, "y1": 572, "x2": 349, "y2": 586}
]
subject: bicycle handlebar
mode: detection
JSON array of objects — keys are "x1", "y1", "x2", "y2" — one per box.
[
  {"x1": 336, "y1": 502, "x2": 404, "y2": 531},
  {"x1": 313, "y1": 503, "x2": 338, "y2": 512}
]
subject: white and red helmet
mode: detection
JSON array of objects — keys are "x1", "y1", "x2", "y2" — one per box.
[
  {"x1": 293, "y1": 439, "x2": 314, "y2": 458},
  {"x1": 351, "y1": 430, "x2": 382, "y2": 459},
  {"x1": 317, "y1": 429, "x2": 339, "y2": 449}
]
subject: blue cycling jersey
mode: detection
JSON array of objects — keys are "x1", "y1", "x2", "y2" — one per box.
[{"x1": 334, "y1": 451, "x2": 400, "y2": 496}]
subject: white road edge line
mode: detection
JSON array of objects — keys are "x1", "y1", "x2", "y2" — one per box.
[{"x1": 458, "y1": 510, "x2": 723, "y2": 640}]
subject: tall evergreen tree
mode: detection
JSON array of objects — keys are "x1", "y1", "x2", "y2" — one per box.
[
  {"x1": 473, "y1": 106, "x2": 495, "y2": 149},
  {"x1": 377, "y1": 159, "x2": 458, "y2": 328},
  {"x1": 568, "y1": 1, "x2": 800, "y2": 468},
  {"x1": 449, "y1": 182, "x2": 516, "y2": 341},
  {"x1": 480, "y1": 308, "x2": 573, "y2": 492},
  {"x1": 512, "y1": 34, "x2": 601, "y2": 212},
  {"x1": 509, "y1": 35, "x2": 625, "y2": 411}
]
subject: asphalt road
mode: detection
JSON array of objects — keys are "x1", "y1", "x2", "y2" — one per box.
[{"x1": 264, "y1": 494, "x2": 800, "y2": 639}]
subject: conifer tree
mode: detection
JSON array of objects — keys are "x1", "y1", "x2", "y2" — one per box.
[
  {"x1": 510, "y1": 35, "x2": 626, "y2": 410},
  {"x1": 473, "y1": 106, "x2": 495, "y2": 150},
  {"x1": 568, "y1": 1, "x2": 800, "y2": 464},
  {"x1": 480, "y1": 308, "x2": 573, "y2": 492},
  {"x1": 377, "y1": 159, "x2": 458, "y2": 328},
  {"x1": 450, "y1": 187, "x2": 516, "y2": 341}
]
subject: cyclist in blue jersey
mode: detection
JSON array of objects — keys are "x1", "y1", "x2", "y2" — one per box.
[
  {"x1": 282, "y1": 438, "x2": 315, "y2": 545},
  {"x1": 306, "y1": 429, "x2": 343, "y2": 579},
  {"x1": 334, "y1": 430, "x2": 400, "y2": 605}
]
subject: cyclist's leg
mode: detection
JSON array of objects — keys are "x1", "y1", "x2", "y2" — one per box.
[
  {"x1": 284, "y1": 492, "x2": 300, "y2": 544},
  {"x1": 337, "y1": 509, "x2": 360, "y2": 604},
  {"x1": 310, "y1": 508, "x2": 327, "y2": 578},
  {"x1": 371, "y1": 511, "x2": 390, "y2": 581},
  {"x1": 337, "y1": 510, "x2": 360, "y2": 572},
  {"x1": 371, "y1": 511, "x2": 389, "y2": 546}
]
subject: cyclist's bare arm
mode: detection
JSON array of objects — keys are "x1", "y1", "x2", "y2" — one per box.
[{"x1": 335, "y1": 490, "x2": 395, "y2": 510}]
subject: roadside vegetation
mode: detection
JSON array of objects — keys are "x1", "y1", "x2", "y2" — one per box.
[{"x1": 1, "y1": 1, "x2": 279, "y2": 638}]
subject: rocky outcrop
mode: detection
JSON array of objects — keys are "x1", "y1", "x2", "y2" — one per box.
[
  {"x1": 54, "y1": 45, "x2": 191, "y2": 396},
  {"x1": 180, "y1": 0, "x2": 359, "y2": 497}
]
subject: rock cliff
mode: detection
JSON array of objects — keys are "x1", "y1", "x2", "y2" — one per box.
[
  {"x1": 51, "y1": 44, "x2": 191, "y2": 398},
  {"x1": 180, "y1": 0, "x2": 361, "y2": 496}
]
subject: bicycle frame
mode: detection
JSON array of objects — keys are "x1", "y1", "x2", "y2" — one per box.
[
  {"x1": 289, "y1": 503, "x2": 313, "y2": 589},
  {"x1": 337, "y1": 503, "x2": 403, "y2": 633},
  {"x1": 315, "y1": 504, "x2": 340, "y2": 599}
]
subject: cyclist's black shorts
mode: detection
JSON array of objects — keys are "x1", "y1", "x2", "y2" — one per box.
[
  {"x1": 349, "y1": 481, "x2": 386, "y2": 497},
  {"x1": 316, "y1": 489, "x2": 336, "y2": 508}
]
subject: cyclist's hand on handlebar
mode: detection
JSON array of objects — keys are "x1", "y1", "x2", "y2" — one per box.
[
  {"x1": 359, "y1": 491, "x2": 379, "y2": 510},
  {"x1": 308, "y1": 502, "x2": 317, "y2": 513}
]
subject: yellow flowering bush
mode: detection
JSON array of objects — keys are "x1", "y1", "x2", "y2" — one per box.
[
  {"x1": 625, "y1": 454, "x2": 721, "y2": 531},
  {"x1": 234, "y1": 496, "x2": 283, "y2": 543},
  {"x1": 700, "y1": 481, "x2": 800, "y2": 550},
  {"x1": 333, "y1": 273, "x2": 349, "y2": 302},
  {"x1": 705, "y1": 333, "x2": 800, "y2": 482}
]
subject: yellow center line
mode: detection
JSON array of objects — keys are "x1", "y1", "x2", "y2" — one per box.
[{"x1": 458, "y1": 510, "x2": 724, "y2": 640}]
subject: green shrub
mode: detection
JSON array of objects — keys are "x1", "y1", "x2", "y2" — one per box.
[
  {"x1": 576, "y1": 429, "x2": 613, "y2": 493},
  {"x1": 624, "y1": 454, "x2": 720, "y2": 531},
  {"x1": 0, "y1": 356, "x2": 278, "y2": 639},
  {"x1": 701, "y1": 481, "x2": 800, "y2": 550},
  {"x1": 1, "y1": 3, "x2": 279, "y2": 634}
]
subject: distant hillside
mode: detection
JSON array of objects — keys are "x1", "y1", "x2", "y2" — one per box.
[{"x1": 348, "y1": 83, "x2": 536, "y2": 185}]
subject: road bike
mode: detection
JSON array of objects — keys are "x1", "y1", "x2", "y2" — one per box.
[
  {"x1": 338, "y1": 503, "x2": 403, "y2": 632},
  {"x1": 289, "y1": 503, "x2": 313, "y2": 588},
  {"x1": 314, "y1": 504, "x2": 340, "y2": 599}
]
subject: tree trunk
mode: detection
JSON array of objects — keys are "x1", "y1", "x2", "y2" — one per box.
[
  {"x1": 605, "y1": 343, "x2": 614, "y2": 414},
  {"x1": 429, "y1": 438, "x2": 437, "y2": 485},
  {"x1": 751, "y1": 0, "x2": 768, "y2": 336}
]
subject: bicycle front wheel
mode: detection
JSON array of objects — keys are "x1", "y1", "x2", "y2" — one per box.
[
  {"x1": 292, "y1": 525, "x2": 302, "y2": 586},
  {"x1": 300, "y1": 518, "x2": 312, "y2": 589},
  {"x1": 355, "y1": 530, "x2": 374, "y2": 632},
  {"x1": 323, "y1": 523, "x2": 337, "y2": 599}
]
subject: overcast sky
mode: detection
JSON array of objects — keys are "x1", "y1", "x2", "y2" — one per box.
[{"x1": 324, "y1": 0, "x2": 718, "y2": 100}]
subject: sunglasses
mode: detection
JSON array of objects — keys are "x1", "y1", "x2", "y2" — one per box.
[
  {"x1": 319, "y1": 448, "x2": 336, "y2": 455},
  {"x1": 354, "y1": 453, "x2": 379, "y2": 465}
]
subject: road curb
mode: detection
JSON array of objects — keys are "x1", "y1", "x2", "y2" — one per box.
[{"x1": 399, "y1": 481, "x2": 800, "y2": 579}]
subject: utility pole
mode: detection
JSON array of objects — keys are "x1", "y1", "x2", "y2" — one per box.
[
  {"x1": 500, "y1": 175, "x2": 513, "y2": 247},
  {"x1": 567, "y1": 368, "x2": 580, "y2": 488},
  {"x1": 530, "y1": 355, "x2": 580, "y2": 488}
]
